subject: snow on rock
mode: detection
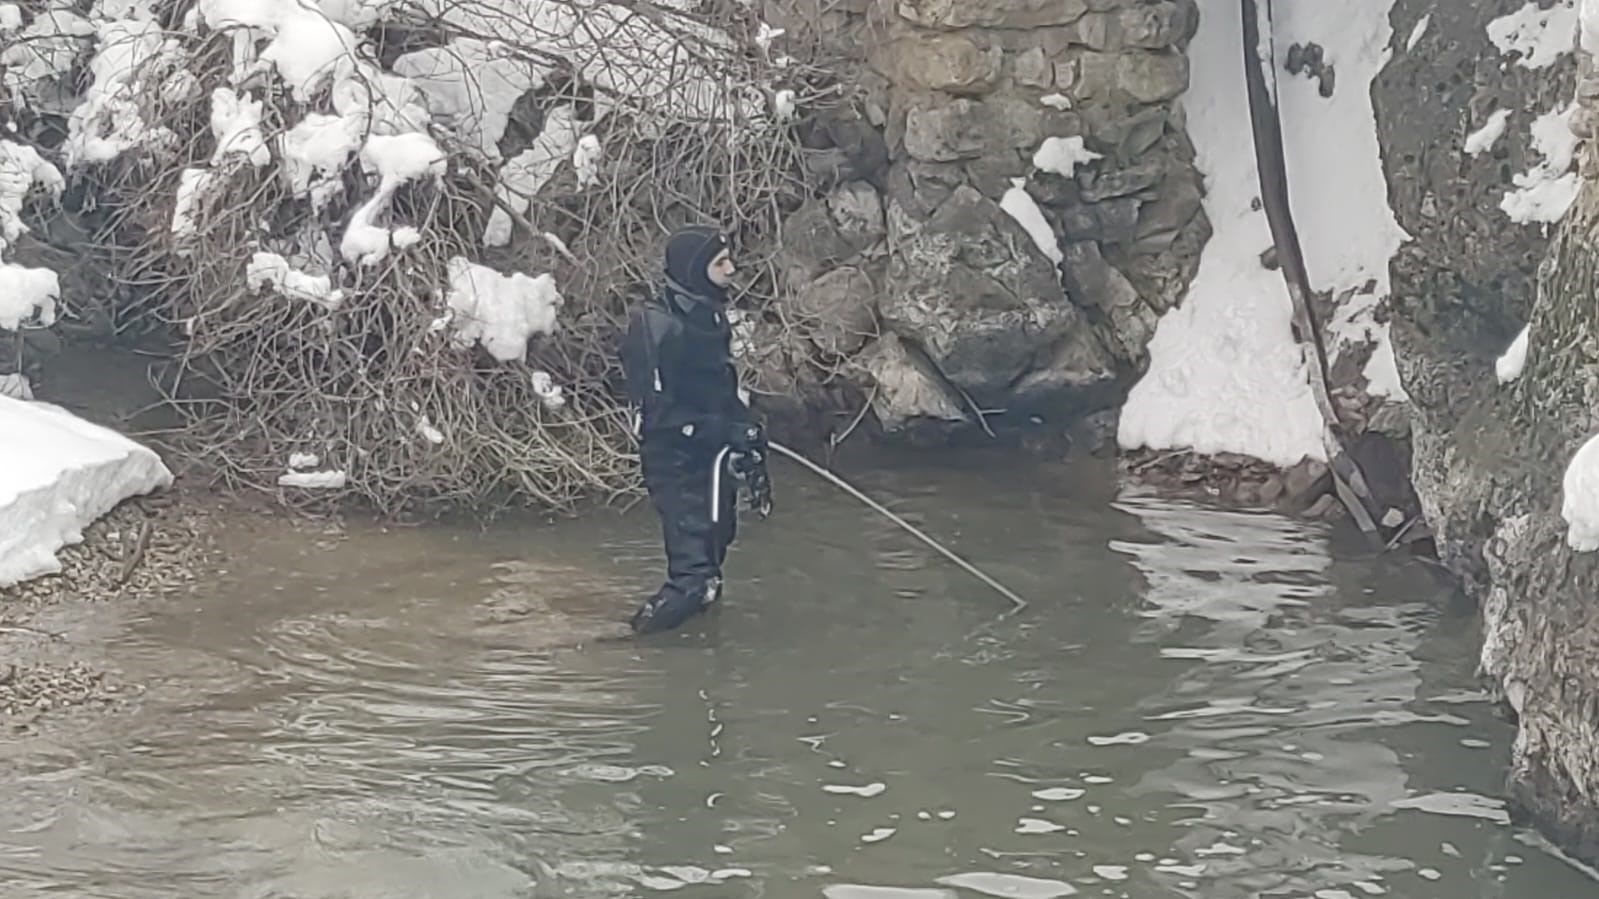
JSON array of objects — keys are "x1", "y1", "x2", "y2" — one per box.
[
  {"x1": 210, "y1": 86, "x2": 270, "y2": 167},
  {"x1": 1496, "y1": 325, "x2": 1530, "y2": 384},
  {"x1": 0, "y1": 140, "x2": 64, "y2": 251},
  {"x1": 1465, "y1": 108, "x2": 1513, "y2": 156},
  {"x1": 62, "y1": 19, "x2": 176, "y2": 165},
  {"x1": 1000, "y1": 178, "x2": 1062, "y2": 264},
  {"x1": 1502, "y1": 101, "x2": 1581, "y2": 224},
  {"x1": 340, "y1": 132, "x2": 445, "y2": 266},
  {"x1": 531, "y1": 370, "x2": 566, "y2": 410},
  {"x1": 573, "y1": 134, "x2": 602, "y2": 188},
  {"x1": 0, "y1": 263, "x2": 59, "y2": 330},
  {"x1": 393, "y1": 40, "x2": 547, "y2": 160},
  {"x1": 170, "y1": 167, "x2": 215, "y2": 236},
  {"x1": 1488, "y1": 0, "x2": 1578, "y2": 69},
  {"x1": 0, "y1": 9, "x2": 95, "y2": 108},
  {"x1": 280, "y1": 112, "x2": 363, "y2": 209},
  {"x1": 0, "y1": 394, "x2": 173, "y2": 588},
  {"x1": 259, "y1": 9, "x2": 358, "y2": 102},
  {"x1": 484, "y1": 105, "x2": 581, "y2": 246},
  {"x1": 0, "y1": 4, "x2": 22, "y2": 32},
  {"x1": 444, "y1": 257, "x2": 563, "y2": 362},
  {"x1": 1275, "y1": 0, "x2": 1411, "y2": 402},
  {"x1": 247, "y1": 251, "x2": 344, "y2": 306},
  {"x1": 1584, "y1": 0, "x2": 1599, "y2": 52},
  {"x1": 1033, "y1": 136, "x2": 1101, "y2": 178},
  {"x1": 1562, "y1": 433, "x2": 1599, "y2": 551}
]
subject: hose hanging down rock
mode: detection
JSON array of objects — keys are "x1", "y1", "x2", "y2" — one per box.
[{"x1": 768, "y1": 441, "x2": 1030, "y2": 614}]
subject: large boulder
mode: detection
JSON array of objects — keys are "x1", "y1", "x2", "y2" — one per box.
[
  {"x1": 792, "y1": 266, "x2": 878, "y2": 357},
  {"x1": 860, "y1": 332, "x2": 970, "y2": 431},
  {"x1": 879, "y1": 184, "x2": 1115, "y2": 402}
]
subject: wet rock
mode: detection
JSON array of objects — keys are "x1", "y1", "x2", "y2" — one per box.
[
  {"x1": 1062, "y1": 240, "x2": 1141, "y2": 311},
  {"x1": 1074, "y1": 12, "x2": 1122, "y2": 52},
  {"x1": 1013, "y1": 47, "x2": 1054, "y2": 88},
  {"x1": 880, "y1": 185, "x2": 1106, "y2": 398},
  {"x1": 1078, "y1": 159, "x2": 1165, "y2": 202},
  {"x1": 1135, "y1": 172, "x2": 1204, "y2": 244},
  {"x1": 1115, "y1": 51, "x2": 1190, "y2": 104},
  {"x1": 1283, "y1": 458, "x2": 1331, "y2": 501},
  {"x1": 902, "y1": 97, "x2": 1045, "y2": 162},
  {"x1": 792, "y1": 266, "x2": 878, "y2": 357},
  {"x1": 896, "y1": 0, "x2": 1090, "y2": 29},
  {"x1": 879, "y1": 33, "x2": 1001, "y2": 94},
  {"x1": 781, "y1": 199, "x2": 861, "y2": 282},
  {"x1": 827, "y1": 181, "x2": 887, "y2": 251},
  {"x1": 1120, "y1": 1, "x2": 1195, "y2": 49},
  {"x1": 860, "y1": 332, "x2": 970, "y2": 431}
]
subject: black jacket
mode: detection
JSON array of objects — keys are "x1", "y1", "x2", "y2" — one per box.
[{"x1": 621, "y1": 273, "x2": 749, "y2": 451}]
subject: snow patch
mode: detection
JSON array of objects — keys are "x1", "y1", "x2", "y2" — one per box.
[
  {"x1": 280, "y1": 112, "x2": 362, "y2": 209},
  {"x1": 1406, "y1": 14, "x2": 1430, "y2": 51},
  {"x1": 0, "y1": 395, "x2": 173, "y2": 587},
  {"x1": 1562, "y1": 433, "x2": 1599, "y2": 551},
  {"x1": 573, "y1": 134, "x2": 602, "y2": 188},
  {"x1": 247, "y1": 252, "x2": 344, "y2": 307},
  {"x1": 484, "y1": 106, "x2": 581, "y2": 246},
  {"x1": 1118, "y1": 0, "x2": 1329, "y2": 466},
  {"x1": 0, "y1": 263, "x2": 59, "y2": 330},
  {"x1": 531, "y1": 370, "x2": 566, "y2": 411},
  {"x1": 278, "y1": 469, "x2": 348, "y2": 489},
  {"x1": 170, "y1": 167, "x2": 215, "y2": 236},
  {"x1": 1000, "y1": 178, "x2": 1062, "y2": 264},
  {"x1": 1496, "y1": 325, "x2": 1530, "y2": 383},
  {"x1": 1033, "y1": 136, "x2": 1101, "y2": 178},
  {"x1": 62, "y1": 19, "x2": 177, "y2": 165},
  {"x1": 0, "y1": 372, "x2": 32, "y2": 399},
  {"x1": 444, "y1": 257, "x2": 563, "y2": 362},
  {"x1": 1502, "y1": 101, "x2": 1581, "y2": 224},
  {"x1": 1488, "y1": 0, "x2": 1578, "y2": 69},
  {"x1": 210, "y1": 86, "x2": 270, "y2": 167},
  {"x1": 1465, "y1": 108, "x2": 1512, "y2": 156},
  {"x1": 258, "y1": 8, "x2": 358, "y2": 102},
  {"x1": 0, "y1": 140, "x2": 64, "y2": 251},
  {"x1": 340, "y1": 132, "x2": 445, "y2": 266},
  {"x1": 1584, "y1": 0, "x2": 1599, "y2": 53},
  {"x1": 393, "y1": 39, "x2": 548, "y2": 160}
]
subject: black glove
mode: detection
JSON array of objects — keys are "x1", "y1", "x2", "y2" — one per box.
[
  {"x1": 727, "y1": 423, "x2": 772, "y2": 518},
  {"x1": 728, "y1": 421, "x2": 766, "y2": 453}
]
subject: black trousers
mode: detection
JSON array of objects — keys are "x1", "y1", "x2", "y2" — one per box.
[{"x1": 631, "y1": 434, "x2": 737, "y2": 633}]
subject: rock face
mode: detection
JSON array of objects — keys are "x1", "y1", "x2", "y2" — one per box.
[
  {"x1": 1374, "y1": 0, "x2": 1599, "y2": 863},
  {"x1": 764, "y1": 0, "x2": 1207, "y2": 442}
]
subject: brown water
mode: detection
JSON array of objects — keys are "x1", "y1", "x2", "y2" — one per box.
[{"x1": 2, "y1": 452, "x2": 1595, "y2": 898}]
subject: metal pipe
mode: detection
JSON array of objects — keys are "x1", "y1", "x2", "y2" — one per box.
[{"x1": 768, "y1": 441, "x2": 1030, "y2": 614}]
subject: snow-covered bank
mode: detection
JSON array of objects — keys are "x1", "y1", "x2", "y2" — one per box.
[
  {"x1": 0, "y1": 396, "x2": 172, "y2": 587},
  {"x1": 1118, "y1": 0, "x2": 1407, "y2": 467}
]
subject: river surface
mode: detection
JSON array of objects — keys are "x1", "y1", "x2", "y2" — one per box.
[{"x1": 2, "y1": 451, "x2": 1596, "y2": 898}]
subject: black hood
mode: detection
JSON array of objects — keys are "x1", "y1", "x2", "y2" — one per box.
[{"x1": 663, "y1": 225, "x2": 728, "y2": 305}]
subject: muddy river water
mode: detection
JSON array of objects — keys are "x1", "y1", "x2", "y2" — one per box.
[{"x1": 2, "y1": 451, "x2": 1596, "y2": 898}]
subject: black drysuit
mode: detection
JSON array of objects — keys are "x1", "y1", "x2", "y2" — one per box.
[{"x1": 621, "y1": 227, "x2": 751, "y2": 634}]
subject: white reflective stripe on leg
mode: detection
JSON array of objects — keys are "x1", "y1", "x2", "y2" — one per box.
[{"x1": 710, "y1": 446, "x2": 731, "y2": 524}]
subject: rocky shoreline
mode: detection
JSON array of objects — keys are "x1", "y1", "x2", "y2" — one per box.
[{"x1": 0, "y1": 486, "x2": 225, "y2": 734}]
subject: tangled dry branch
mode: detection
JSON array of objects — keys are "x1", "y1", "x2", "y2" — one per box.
[{"x1": 25, "y1": 0, "x2": 846, "y2": 516}]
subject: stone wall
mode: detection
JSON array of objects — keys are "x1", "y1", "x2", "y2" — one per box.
[{"x1": 761, "y1": 0, "x2": 1207, "y2": 443}]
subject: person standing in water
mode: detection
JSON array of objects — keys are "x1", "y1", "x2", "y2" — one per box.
[{"x1": 621, "y1": 226, "x2": 772, "y2": 634}]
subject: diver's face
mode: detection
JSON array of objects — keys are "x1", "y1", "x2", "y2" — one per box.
[{"x1": 707, "y1": 249, "x2": 735, "y2": 288}]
